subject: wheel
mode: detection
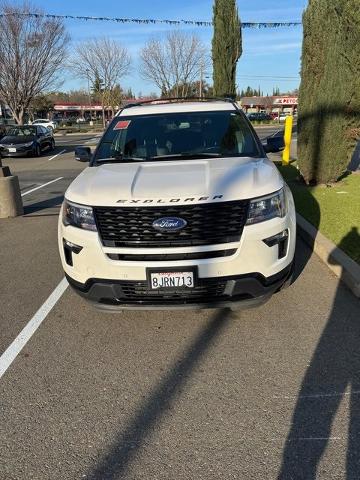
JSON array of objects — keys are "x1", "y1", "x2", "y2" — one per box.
[
  {"x1": 50, "y1": 139, "x2": 55, "y2": 151},
  {"x1": 33, "y1": 144, "x2": 41, "y2": 157}
]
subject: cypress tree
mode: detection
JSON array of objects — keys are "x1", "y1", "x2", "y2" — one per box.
[
  {"x1": 298, "y1": 0, "x2": 360, "y2": 184},
  {"x1": 212, "y1": 0, "x2": 242, "y2": 98}
]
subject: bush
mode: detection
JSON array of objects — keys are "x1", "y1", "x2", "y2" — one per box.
[{"x1": 298, "y1": 0, "x2": 360, "y2": 184}]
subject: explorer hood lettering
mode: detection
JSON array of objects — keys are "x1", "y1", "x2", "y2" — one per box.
[{"x1": 65, "y1": 157, "x2": 283, "y2": 207}]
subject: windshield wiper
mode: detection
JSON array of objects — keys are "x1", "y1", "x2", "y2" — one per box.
[
  {"x1": 96, "y1": 154, "x2": 144, "y2": 164},
  {"x1": 96, "y1": 152, "x2": 223, "y2": 164},
  {"x1": 148, "y1": 152, "x2": 222, "y2": 160}
]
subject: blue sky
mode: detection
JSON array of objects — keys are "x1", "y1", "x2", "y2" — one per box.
[{"x1": 13, "y1": 0, "x2": 307, "y2": 96}]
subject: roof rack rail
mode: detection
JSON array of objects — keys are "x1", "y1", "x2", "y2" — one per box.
[{"x1": 121, "y1": 96, "x2": 238, "y2": 110}]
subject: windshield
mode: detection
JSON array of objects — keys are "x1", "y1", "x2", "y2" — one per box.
[
  {"x1": 7, "y1": 126, "x2": 36, "y2": 136},
  {"x1": 93, "y1": 111, "x2": 262, "y2": 164}
]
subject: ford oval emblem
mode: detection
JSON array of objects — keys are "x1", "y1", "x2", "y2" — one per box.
[{"x1": 152, "y1": 217, "x2": 187, "y2": 232}]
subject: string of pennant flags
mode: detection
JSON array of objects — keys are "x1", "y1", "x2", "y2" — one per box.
[{"x1": 0, "y1": 12, "x2": 302, "y2": 28}]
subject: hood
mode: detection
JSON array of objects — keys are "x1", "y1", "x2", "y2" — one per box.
[
  {"x1": 1, "y1": 135, "x2": 35, "y2": 145},
  {"x1": 65, "y1": 157, "x2": 284, "y2": 207}
]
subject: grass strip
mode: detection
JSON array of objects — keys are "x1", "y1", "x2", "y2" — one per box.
[{"x1": 277, "y1": 162, "x2": 360, "y2": 264}]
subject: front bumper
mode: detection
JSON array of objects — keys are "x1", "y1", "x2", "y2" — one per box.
[
  {"x1": 0, "y1": 146, "x2": 33, "y2": 157},
  {"x1": 65, "y1": 262, "x2": 294, "y2": 311},
  {"x1": 58, "y1": 198, "x2": 296, "y2": 310}
]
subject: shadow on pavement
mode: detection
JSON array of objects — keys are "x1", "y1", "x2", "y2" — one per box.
[
  {"x1": 278, "y1": 228, "x2": 360, "y2": 479},
  {"x1": 23, "y1": 195, "x2": 64, "y2": 215},
  {"x1": 86, "y1": 309, "x2": 231, "y2": 480},
  {"x1": 277, "y1": 102, "x2": 360, "y2": 477},
  {"x1": 292, "y1": 172, "x2": 321, "y2": 284}
]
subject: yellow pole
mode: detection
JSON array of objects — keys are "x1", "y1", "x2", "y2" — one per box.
[{"x1": 282, "y1": 115, "x2": 293, "y2": 165}]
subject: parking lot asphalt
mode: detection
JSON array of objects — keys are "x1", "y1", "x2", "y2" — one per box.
[{"x1": 1, "y1": 131, "x2": 359, "y2": 480}]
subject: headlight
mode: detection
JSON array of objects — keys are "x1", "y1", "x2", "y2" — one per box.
[
  {"x1": 246, "y1": 188, "x2": 287, "y2": 225},
  {"x1": 62, "y1": 199, "x2": 97, "y2": 231},
  {"x1": 23, "y1": 142, "x2": 34, "y2": 147}
]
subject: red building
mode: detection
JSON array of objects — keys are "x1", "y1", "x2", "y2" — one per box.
[
  {"x1": 240, "y1": 96, "x2": 298, "y2": 115},
  {"x1": 53, "y1": 103, "x2": 110, "y2": 120},
  {"x1": 52, "y1": 99, "x2": 154, "y2": 120}
]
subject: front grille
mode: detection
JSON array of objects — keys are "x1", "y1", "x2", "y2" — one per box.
[
  {"x1": 106, "y1": 249, "x2": 237, "y2": 262},
  {"x1": 94, "y1": 201, "x2": 249, "y2": 248},
  {"x1": 100, "y1": 278, "x2": 227, "y2": 305}
]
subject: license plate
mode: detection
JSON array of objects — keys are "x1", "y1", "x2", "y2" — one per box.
[
  {"x1": 150, "y1": 271, "x2": 194, "y2": 289},
  {"x1": 8, "y1": 148, "x2": 16, "y2": 153}
]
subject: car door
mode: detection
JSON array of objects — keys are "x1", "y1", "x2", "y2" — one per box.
[
  {"x1": 36, "y1": 126, "x2": 46, "y2": 150},
  {"x1": 43, "y1": 126, "x2": 53, "y2": 148},
  {"x1": 39, "y1": 126, "x2": 50, "y2": 149}
]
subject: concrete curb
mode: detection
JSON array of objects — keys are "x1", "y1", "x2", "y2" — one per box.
[
  {"x1": 296, "y1": 213, "x2": 360, "y2": 298},
  {"x1": 54, "y1": 132, "x2": 103, "y2": 137},
  {"x1": 251, "y1": 123, "x2": 283, "y2": 129}
]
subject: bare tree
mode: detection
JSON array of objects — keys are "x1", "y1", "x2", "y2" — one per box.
[
  {"x1": 0, "y1": 2, "x2": 69, "y2": 124},
  {"x1": 104, "y1": 85, "x2": 123, "y2": 118},
  {"x1": 140, "y1": 31, "x2": 207, "y2": 98},
  {"x1": 69, "y1": 38, "x2": 131, "y2": 126}
]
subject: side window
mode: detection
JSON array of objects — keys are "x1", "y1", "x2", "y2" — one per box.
[
  {"x1": 222, "y1": 114, "x2": 256, "y2": 155},
  {"x1": 40, "y1": 126, "x2": 48, "y2": 134}
]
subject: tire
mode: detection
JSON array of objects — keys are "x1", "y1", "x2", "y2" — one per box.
[{"x1": 50, "y1": 139, "x2": 55, "y2": 151}]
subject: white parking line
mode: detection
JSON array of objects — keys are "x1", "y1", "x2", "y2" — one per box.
[
  {"x1": 84, "y1": 138, "x2": 100, "y2": 144},
  {"x1": 48, "y1": 149, "x2": 66, "y2": 161},
  {"x1": 57, "y1": 139, "x2": 86, "y2": 144},
  {"x1": 274, "y1": 390, "x2": 360, "y2": 399},
  {"x1": 58, "y1": 136, "x2": 100, "y2": 144},
  {"x1": 21, "y1": 177, "x2": 63, "y2": 197},
  {"x1": 0, "y1": 278, "x2": 68, "y2": 379},
  {"x1": 272, "y1": 437, "x2": 342, "y2": 442}
]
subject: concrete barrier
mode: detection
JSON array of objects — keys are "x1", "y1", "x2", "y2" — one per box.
[{"x1": 0, "y1": 165, "x2": 24, "y2": 218}]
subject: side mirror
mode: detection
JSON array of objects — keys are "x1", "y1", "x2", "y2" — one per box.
[
  {"x1": 263, "y1": 136, "x2": 285, "y2": 153},
  {"x1": 75, "y1": 146, "x2": 91, "y2": 162}
]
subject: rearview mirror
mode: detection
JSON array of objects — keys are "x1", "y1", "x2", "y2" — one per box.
[{"x1": 75, "y1": 146, "x2": 91, "y2": 162}]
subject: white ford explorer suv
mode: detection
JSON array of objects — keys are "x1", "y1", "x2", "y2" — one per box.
[{"x1": 58, "y1": 99, "x2": 296, "y2": 311}]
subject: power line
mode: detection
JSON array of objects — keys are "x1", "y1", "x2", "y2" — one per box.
[
  {"x1": 0, "y1": 13, "x2": 302, "y2": 28},
  {"x1": 238, "y1": 75, "x2": 299, "y2": 79},
  {"x1": 238, "y1": 79, "x2": 299, "y2": 83}
]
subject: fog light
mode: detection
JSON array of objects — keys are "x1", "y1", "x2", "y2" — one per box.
[
  {"x1": 263, "y1": 230, "x2": 289, "y2": 259},
  {"x1": 63, "y1": 239, "x2": 83, "y2": 254},
  {"x1": 63, "y1": 239, "x2": 83, "y2": 267}
]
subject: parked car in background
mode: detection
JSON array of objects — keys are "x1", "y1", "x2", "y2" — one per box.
[
  {"x1": 279, "y1": 113, "x2": 291, "y2": 122},
  {"x1": 269, "y1": 112, "x2": 279, "y2": 120},
  {"x1": 0, "y1": 125, "x2": 55, "y2": 157},
  {"x1": 60, "y1": 116, "x2": 80, "y2": 126},
  {"x1": 0, "y1": 124, "x2": 7, "y2": 140},
  {"x1": 247, "y1": 112, "x2": 272, "y2": 122},
  {"x1": 31, "y1": 118, "x2": 57, "y2": 131}
]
